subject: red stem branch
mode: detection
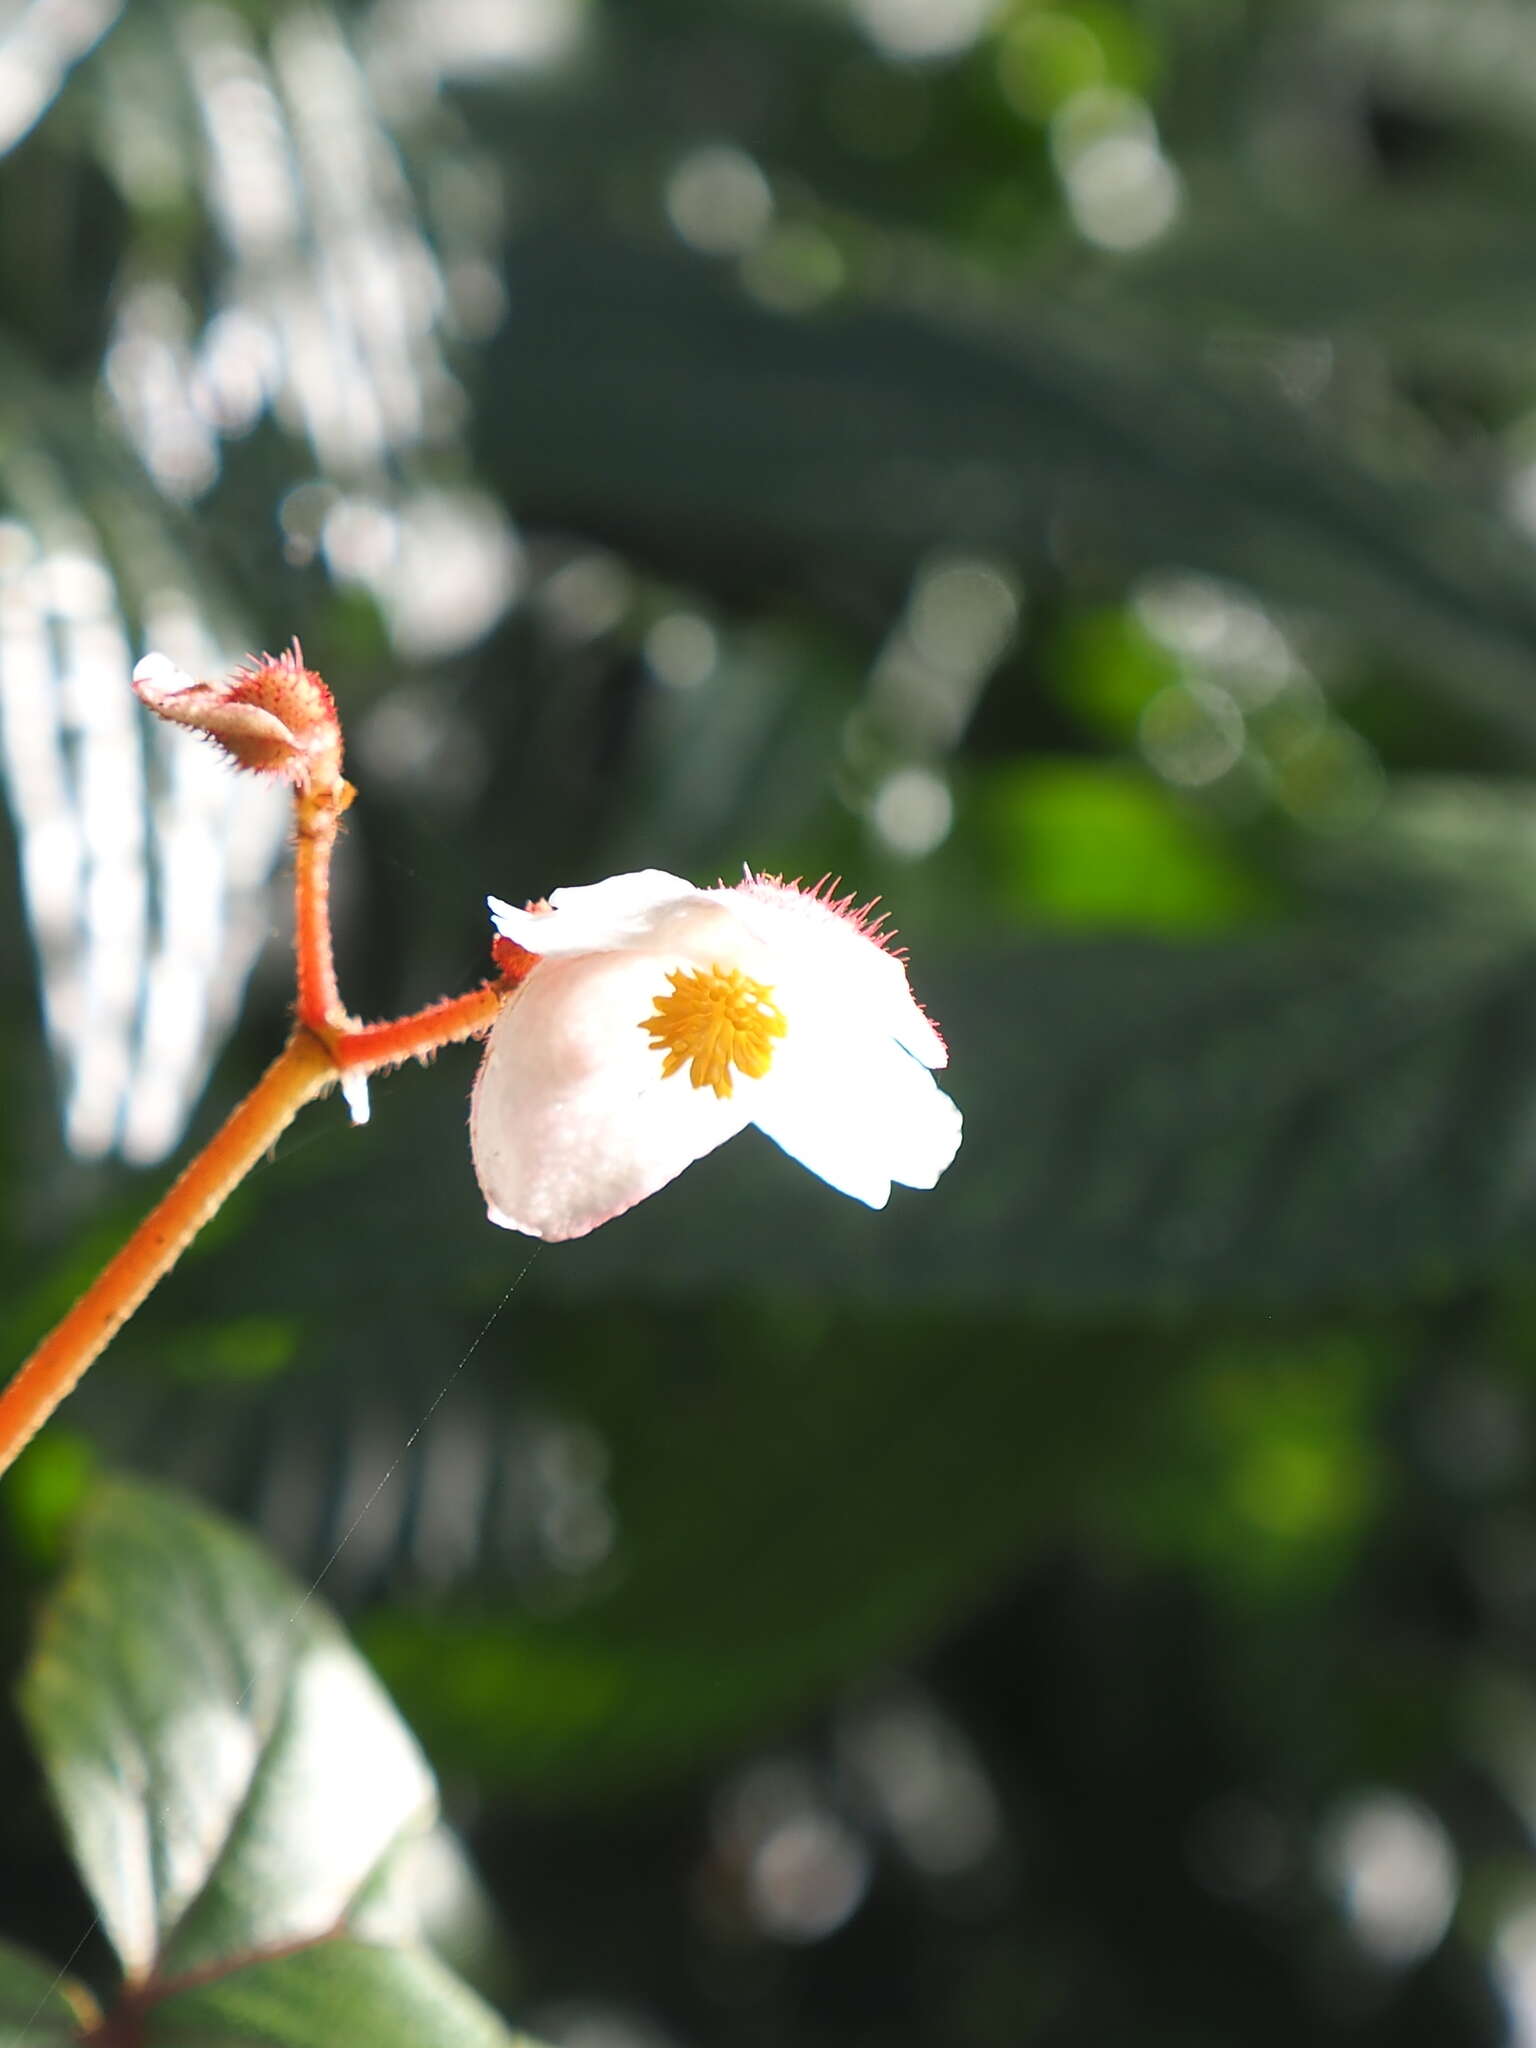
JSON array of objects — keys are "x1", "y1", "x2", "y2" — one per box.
[{"x1": 334, "y1": 983, "x2": 508, "y2": 1073}]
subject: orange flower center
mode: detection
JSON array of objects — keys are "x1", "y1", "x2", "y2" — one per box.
[{"x1": 642, "y1": 964, "x2": 787, "y2": 1098}]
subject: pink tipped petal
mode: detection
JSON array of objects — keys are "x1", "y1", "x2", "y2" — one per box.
[
  {"x1": 890, "y1": 988, "x2": 948, "y2": 1070},
  {"x1": 471, "y1": 951, "x2": 751, "y2": 1240},
  {"x1": 715, "y1": 878, "x2": 948, "y2": 1069}
]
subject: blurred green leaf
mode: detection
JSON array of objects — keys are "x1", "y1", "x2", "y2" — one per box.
[
  {"x1": 0, "y1": 1939, "x2": 96, "y2": 2047},
  {"x1": 493, "y1": 229, "x2": 1536, "y2": 740},
  {"x1": 1086, "y1": 1327, "x2": 1388, "y2": 1602},
  {"x1": 1108, "y1": 185, "x2": 1536, "y2": 379},
  {"x1": 361, "y1": 1307, "x2": 1180, "y2": 1799}
]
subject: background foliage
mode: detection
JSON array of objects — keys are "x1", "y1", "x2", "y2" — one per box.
[{"x1": 5, "y1": 0, "x2": 1536, "y2": 2040}]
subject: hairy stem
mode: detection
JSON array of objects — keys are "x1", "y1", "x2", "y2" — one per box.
[
  {"x1": 334, "y1": 983, "x2": 508, "y2": 1074},
  {"x1": 293, "y1": 802, "x2": 348, "y2": 1035},
  {"x1": 0, "y1": 1032, "x2": 336, "y2": 1479}
]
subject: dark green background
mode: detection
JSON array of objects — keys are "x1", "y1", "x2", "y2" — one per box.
[{"x1": 4, "y1": 1, "x2": 1536, "y2": 2041}]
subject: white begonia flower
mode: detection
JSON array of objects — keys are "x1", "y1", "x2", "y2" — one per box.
[{"x1": 471, "y1": 869, "x2": 961, "y2": 1242}]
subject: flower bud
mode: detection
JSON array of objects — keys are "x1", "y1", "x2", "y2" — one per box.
[{"x1": 132, "y1": 641, "x2": 344, "y2": 793}]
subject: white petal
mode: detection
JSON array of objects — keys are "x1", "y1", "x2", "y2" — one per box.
[
  {"x1": 471, "y1": 952, "x2": 751, "y2": 1241},
  {"x1": 749, "y1": 1025, "x2": 963, "y2": 1208},
  {"x1": 133, "y1": 650, "x2": 199, "y2": 695},
  {"x1": 887, "y1": 988, "x2": 947, "y2": 1070},
  {"x1": 488, "y1": 870, "x2": 701, "y2": 956}
]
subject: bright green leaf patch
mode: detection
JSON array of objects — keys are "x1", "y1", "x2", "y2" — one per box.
[
  {"x1": 4, "y1": 1430, "x2": 95, "y2": 1570},
  {"x1": 1087, "y1": 1328, "x2": 1389, "y2": 1603},
  {"x1": 980, "y1": 759, "x2": 1275, "y2": 933},
  {"x1": 1047, "y1": 606, "x2": 1181, "y2": 744}
]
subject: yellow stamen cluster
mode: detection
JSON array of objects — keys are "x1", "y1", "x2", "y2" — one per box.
[{"x1": 642, "y1": 963, "x2": 787, "y2": 1098}]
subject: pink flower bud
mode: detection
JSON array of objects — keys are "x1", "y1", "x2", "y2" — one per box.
[{"x1": 132, "y1": 641, "x2": 343, "y2": 792}]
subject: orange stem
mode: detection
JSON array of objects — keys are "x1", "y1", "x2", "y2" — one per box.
[
  {"x1": 293, "y1": 807, "x2": 347, "y2": 1034},
  {"x1": 0, "y1": 659, "x2": 529, "y2": 1475},
  {"x1": 335, "y1": 983, "x2": 508, "y2": 1073},
  {"x1": 0, "y1": 1031, "x2": 336, "y2": 1478}
]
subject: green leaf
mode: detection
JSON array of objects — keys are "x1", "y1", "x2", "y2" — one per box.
[
  {"x1": 1106, "y1": 184, "x2": 1536, "y2": 379},
  {"x1": 491, "y1": 229, "x2": 1536, "y2": 741},
  {"x1": 145, "y1": 1939, "x2": 532, "y2": 2048},
  {"x1": 357, "y1": 1307, "x2": 1399, "y2": 1800},
  {"x1": 360, "y1": 1307, "x2": 1168, "y2": 1800},
  {"x1": 19, "y1": 1479, "x2": 437, "y2": 1983},
  {"x1": 0, "y1": 1939, "x2": 97, "y2": 2047}
]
